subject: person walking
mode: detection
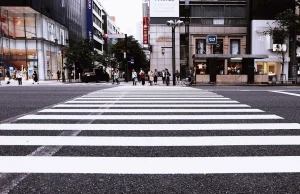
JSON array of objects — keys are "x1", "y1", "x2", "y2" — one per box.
[
  {"x1": 175, "y1": 70, "x2": 180, "y2": 85},
  {"x1": 165, "y1": 69, "x2": 171, "y2": 86},
  {"x1": 149, "y1": 70, "x2": 154, "y2": 86},
  {"x1": 154, "y1": 69, "x2": 158, "y2": 85},
  {"x1": 112, "y1": 71, "x2": 115, "y2": 84},
  {"x1": 162, "y1": 69, "x2": 166, "y2": 84},
  {"x1": 114, "y1": 70, "x2": 120, "y2": 85},
  {"x1": 16, "y1": 69, "x2": 22, "y2": 85},
  {"x1": 57, "y1": 70, "x2": 61, "y2": 81},
  {"x1": 62, "y1": 69, "x2": 66, "y2": 83},
  {"x1": 140, "y1": 70, "x2": 146, "y2": 85},
  {"x1": 5, "y1": 69, "x2": 10, "y2": 84},
  {"x1": 132, "y1": 69, "x2": 137, "y2": 86},
  {"x1": 32, "y1": 71, "x2": 39, "y2": 84}
]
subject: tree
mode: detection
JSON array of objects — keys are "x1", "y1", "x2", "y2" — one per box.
[
  {"x1": 64, "y1": 39, "x2": 95, "y2": 70},
  {"x1": 111, "y1": 36, "x2": 148, "y2": 72}
]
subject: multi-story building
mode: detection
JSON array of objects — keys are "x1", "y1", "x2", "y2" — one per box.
[
  {"x1": 250, "y1": 0, "x2": 295, "y2": 82},
  {"x1": 102, "y1": 14, "x2": 121, "y2": 54},
  {"x1": 0, "y1": 0, "x2": 85, "y2": 80},
  {"x1": 85, "y1": 0, "x2": 105, "y2": 54},
  {"x1": 182, "y1": 0, "x2": 253, "y2": 83},
  {"x1": 149, "y1": 0, "x2": 297, "y2": 84},
  {"x1": 85, "y1": 0, "x2": 121, "y2": 56},
  {"x1": 135, "y1": 21, "x2": 143, "y2": 45}
]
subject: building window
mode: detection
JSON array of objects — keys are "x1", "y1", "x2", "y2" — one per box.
[
  {"x1": 230, "y1": 39, "x2": 240, "y2": 54},
  {"x1": 213, "y1": 40, "x2": 223, "y2": 54},
  {"x1": 213, "y1": 19, "x2": 224, "y2": 25},
  {"x1": 196, "y1": 39, "x2": 206, "y2": 54}
]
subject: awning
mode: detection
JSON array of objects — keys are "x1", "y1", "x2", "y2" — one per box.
[{"x1": 194, "y1": 54, "x2": 268, "y2": 60}]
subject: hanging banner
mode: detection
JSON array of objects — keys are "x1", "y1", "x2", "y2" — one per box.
[
  {"x1": 86, "y1": 0, "x2": 93, "y2": 41},
  {"x1": 143, "y1": 17, "x2": 149, "y2": 45}
]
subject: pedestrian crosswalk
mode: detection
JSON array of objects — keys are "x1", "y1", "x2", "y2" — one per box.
[{"x1": 0, "y1": 86, "x2": 300, "y2": 182}]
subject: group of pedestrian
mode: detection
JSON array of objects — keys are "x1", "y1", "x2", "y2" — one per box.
[
  {"x1": 5, "y1": 69, "x2": 37, "y2": 85},
  {"x1": 131, "y1": 68, "x2": 173, "y2": 86}
]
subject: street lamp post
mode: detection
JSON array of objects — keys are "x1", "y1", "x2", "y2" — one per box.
[{"x1": 166, "y1": 20, "x2": 183, "y2": 85}]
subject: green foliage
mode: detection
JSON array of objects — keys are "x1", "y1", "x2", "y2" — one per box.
[
  {"x1": 111, "y1": 36, "x2": 148, "y2": 72},
  {"x1": 64, "y1": 39, "x2": 95, "y2": 69}
]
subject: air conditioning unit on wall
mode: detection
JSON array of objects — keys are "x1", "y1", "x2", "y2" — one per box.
[{"x1": 273, "y1": 44, "x2": 282, "y2": 52}]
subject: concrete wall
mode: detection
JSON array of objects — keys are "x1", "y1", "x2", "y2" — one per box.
[{"x1": 150, "y1": 24, "x2": 180, "y2": 76}]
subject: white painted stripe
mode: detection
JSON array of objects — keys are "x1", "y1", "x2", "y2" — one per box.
[
  {"x1": 0, "y1": 156, "x2": 300, "y2": 174},
  {"x1": 0, "y1": 123, "x2": 298, "y2": 131},
  {"x1": 83, "y1": 95, "x2": 224, "y2": 98},
  {"x1": 271, "y1": 91, "x2": 300, "y2": 97},
  {"x1": 66, "y1": 100, "x2": 239, "y2": 104},
  {"x1": 1, "y1": 136, "x2": 300, "y2": 146},
  {"x1": 78, "y1": 97, "x2": 228, "y2": 100},
  {"x1": 18, "y1": 115, "x2": 283, "y2": 120},
  {"x1": 39, "y1": 109, "x2": 264, "y2": 113},
  {"x1": 54, "y1": 104, "x2": 251, "y2": 108}
]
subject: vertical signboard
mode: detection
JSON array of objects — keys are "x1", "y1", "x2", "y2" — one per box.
[
  {"x1": 143, "y1": 17, "x2": 149, "y2": 45},
  {"x1": 142, "y1": 0, "x2": 149, "y2": 45},
  {"x1": 86, "y1": 0, "x2": 93, "y2": 41}
]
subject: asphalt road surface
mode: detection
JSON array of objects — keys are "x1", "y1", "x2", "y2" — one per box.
[{"x1": 0, "y1": 84, "x2": 300, "y2": 193}]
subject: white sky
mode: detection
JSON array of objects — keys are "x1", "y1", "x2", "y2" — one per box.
[{"x1": 101, "y1": 0, "x2": 142, "y2": 37}]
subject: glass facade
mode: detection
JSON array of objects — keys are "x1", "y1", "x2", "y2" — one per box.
[
  {"x1": 0, "y1": 0, "x2": 84, "y2": 40},
  {"x1": 0, "y1": 7, "x2": 68, "y2": 80},
  {"x1": 180, "y1": 1, "x2": 247, "y2": 26}
]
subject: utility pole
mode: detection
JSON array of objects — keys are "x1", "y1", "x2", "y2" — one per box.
[
  {"x1": 172, "y1": 26, "x2": 176, "y2": 86},
  {"x1": 124, "y1": 34, "x2": 128, "y2": 82},
  {"x1": 185, "y1": 0, "x2": 190, "y2": 79}
]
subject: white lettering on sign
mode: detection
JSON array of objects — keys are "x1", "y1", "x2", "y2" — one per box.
[
  {"x1": 209, "y1": 38, "x2": 216, "y2": 42},
  {"x1": 88, "y1": 0, "x2": 92, "y2": 9},
  {"x1": 89, "y1": 31, "x2": 92, "y2": 40}
]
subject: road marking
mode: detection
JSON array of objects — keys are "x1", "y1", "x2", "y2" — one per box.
[
  {"x1": 53, "y1": 104, "x2": 251, "y2": 108},
  {"x1": 2, "y1": 136, "x2": 300, "y2": 146},
  {"x1": 0, "y1": 156, "x2": 300, "y2": 174},
  {"x1": 39, "y1": 109, "x2": 264, "y2": 113},
  {"x1": 66, "y1": 100, "x2": 240, "y2": 104},
  {"x1": 271, "y1": 91, "x2": 300, "y2": 97},
  {"x1": 18, "y1": 115, "x2": 283, "y2": 120},
  {"x1": 78, "y1": 97, "x2": 228, "y2": 100},
  {"x1": 83, "y1": 95, "x2": 224, "y2": 98},
  {"x1": 1, "y1": 123, "x2": 298, "y2": 131}
]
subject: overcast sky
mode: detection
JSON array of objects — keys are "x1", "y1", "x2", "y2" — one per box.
[{"x1": 101, "y1": 0, "x2": 142, "y2": 37}]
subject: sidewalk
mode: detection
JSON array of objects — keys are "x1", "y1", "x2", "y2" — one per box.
[{"x1": 0, "y1": 79, "x2": 65, "y2": 86}]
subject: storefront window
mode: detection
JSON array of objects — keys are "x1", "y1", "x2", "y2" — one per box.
[
  {"x1": 256, "y1": 62, "x2": 281, "y2": 80},
  {"x1": 213, "y1": 40, "x2": 223, "y2": 54},
  {"x1": 196, "y1": 39, "x2": 206, "y2": 54},
  {"x1": 230, "y1": 39, "x2": 240, "y2": 54},
  {"x1": 25, "y1": 13, "x2": 36, "y2": 38},
  {"x1": 228, "y1": 62, "x2": 242, "y2": 74},
  {"x1": 196, "y1": 63, "x2": 207, "y2": 74}
]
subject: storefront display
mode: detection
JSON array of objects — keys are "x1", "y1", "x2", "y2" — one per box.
[{"x1": 228, "y1": 62, "x2": 242, "y2": 74}]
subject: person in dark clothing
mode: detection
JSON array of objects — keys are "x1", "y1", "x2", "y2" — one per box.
[
  {"x1": 5, "y1": 69, "x2": 10, "y2": 84},
  {"x1": 62, "y1": 70, "x2": 66, "y2": 82},
  {"x1": 57, "y1": 70, "x2": 61, "y2": 81},
  {"x1": 32, "y1": 71, "x2": 39, "y2": 84},
  {"x1": 165, "y1": 69, "x2": 171, "y2": 86},
  {"x1": 140, "y1": 70, "x2": 146, "y2": 85}
]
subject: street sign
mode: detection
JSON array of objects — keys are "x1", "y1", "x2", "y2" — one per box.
[
  {"x1": 106, "y1": 34, "x2": 126, "y2": 39},
  {"x1": 130, "y1": 58, "x2": 134, "y2": 64},
  {"x1": 206, "y1": 35, "x2": 217, "y2": 45}
]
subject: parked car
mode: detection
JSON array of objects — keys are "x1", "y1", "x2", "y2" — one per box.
[{"x1": 82, "y1": 68, "x2": 109, "y2": 83}]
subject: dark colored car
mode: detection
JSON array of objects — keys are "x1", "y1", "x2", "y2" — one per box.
[{"x1": 82, "y1": 68, "x2": 109, "y2": 83}]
